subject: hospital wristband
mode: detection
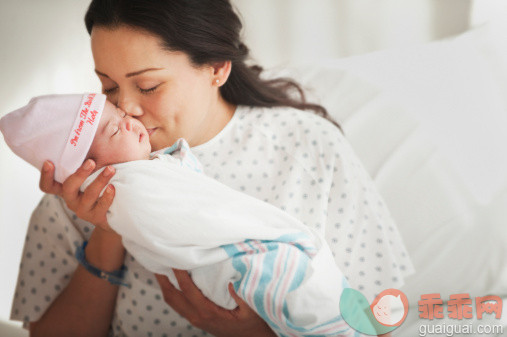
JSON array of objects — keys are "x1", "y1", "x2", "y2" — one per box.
[{"x1": 75, "y1": 240, "x2": 130, "y2": 288}]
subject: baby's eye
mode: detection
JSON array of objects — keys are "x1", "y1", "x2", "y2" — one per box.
[{"x1": 112, "y1": 125, "x2": 120, "y2": 136}]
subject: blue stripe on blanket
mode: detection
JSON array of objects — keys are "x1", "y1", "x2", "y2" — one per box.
[
  {"x1": 221, "y1": 234, "x2": 352, "y2": 336},
  {"x1": 162, "y1": 141, "x2": 180, "y2": 155},
  {"x1": 223, "y1": 242, "x2": 283, "y2": 332}
]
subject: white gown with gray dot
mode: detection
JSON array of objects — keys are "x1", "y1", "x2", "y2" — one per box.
[{"x1": 10, "y1": 105, "x2": 414, "y2": 336}]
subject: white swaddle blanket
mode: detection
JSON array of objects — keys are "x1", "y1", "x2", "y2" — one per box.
[{"x1": 81, "y1": 140, "x2": 355, "y2": 337}]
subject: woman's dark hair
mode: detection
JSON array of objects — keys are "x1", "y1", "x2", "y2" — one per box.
[{"x1": 85, "y1": 0, "x2": 341, "y2": 130}]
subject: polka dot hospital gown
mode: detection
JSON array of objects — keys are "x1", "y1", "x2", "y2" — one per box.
[{"x1": 10, "y1": 105, "x2": 415, "y2": 336}]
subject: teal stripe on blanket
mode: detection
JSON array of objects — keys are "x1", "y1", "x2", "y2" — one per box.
[{"x1": 221, "y1": 235, "x2": 352, "y2": 336}]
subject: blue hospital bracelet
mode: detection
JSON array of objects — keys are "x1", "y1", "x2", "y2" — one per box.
[{"x1": 75, "y1": 241, "x2": 130, "y2": 288}]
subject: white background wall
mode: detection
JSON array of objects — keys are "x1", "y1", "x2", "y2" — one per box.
[
  {"x1": 0, "y1": 0, "x2": 101, "y2": 324},
  {"x1": 233, "y1": 0, "x2": 471, "y2": 67},
  {"x1": 0, "y1": 0, "x2": 501, "y2": 325}
]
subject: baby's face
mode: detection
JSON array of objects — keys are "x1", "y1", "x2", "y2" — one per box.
[{"x1": 87, "y1": 100, "x2": 151, "y2": 168}]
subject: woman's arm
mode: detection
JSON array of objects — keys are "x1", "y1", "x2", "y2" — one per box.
[
  {"x1": 28, "y1": 160, "x2": 121, "y2": 336},
  {"x1": 30, "y1": 228, "x2": 125, "y2": 337},
  {"x1": 156, "y1": 271, "x2": 277, "y2": 337}
]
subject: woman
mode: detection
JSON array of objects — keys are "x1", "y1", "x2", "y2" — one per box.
[{"x1": 11, "y1": 0, "x2": 413, "y2": 336}]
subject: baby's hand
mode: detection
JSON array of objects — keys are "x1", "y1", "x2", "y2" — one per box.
[{"x1": 39, "y1": 159, "x2": 116, "y2": 231}]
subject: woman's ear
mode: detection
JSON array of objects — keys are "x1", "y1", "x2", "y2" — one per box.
[{"x1": 211, "y1": 60, "x2": 232, "y2": 86}]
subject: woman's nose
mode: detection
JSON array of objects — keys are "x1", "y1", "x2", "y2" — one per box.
[{"x1": 117, "y1": 93, "x2": 143, "y2": 117}]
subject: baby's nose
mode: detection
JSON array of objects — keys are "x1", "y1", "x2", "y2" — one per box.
[{"x1": 125, "y1": 118, "x2": 133, "y2": 131}]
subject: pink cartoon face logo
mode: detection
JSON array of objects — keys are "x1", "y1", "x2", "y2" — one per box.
[{"x1": 370, "y1": 289, "x2": 409, "y2": 327}]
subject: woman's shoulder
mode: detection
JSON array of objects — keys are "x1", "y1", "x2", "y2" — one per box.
[
  {"x1": 238, "y1": 105, "x2": 343, "y2": 148},
  {"x1": 238, "y1": 104, "x2": 335, "y2": 127}
]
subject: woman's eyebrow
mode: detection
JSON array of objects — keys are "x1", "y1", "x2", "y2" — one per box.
[
  {"x1": 94, "y1": 68, "x2": 164, "y2": 78},
  {"x1": 95, "y1": 69, "x2": 110, "y2": 78},
  {"x1": 125, "y1": 67, "x2": 164, "y2": 78}
]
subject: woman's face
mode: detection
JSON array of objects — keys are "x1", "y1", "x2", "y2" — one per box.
[{"x1": 91, "y1": 26, "x2": 228, "y2": 151}]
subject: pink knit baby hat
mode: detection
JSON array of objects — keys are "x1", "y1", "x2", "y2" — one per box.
[{"x1": 0, "y1": 93, "x2": 106, "y2": 183}]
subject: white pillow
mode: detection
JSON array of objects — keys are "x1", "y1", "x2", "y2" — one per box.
[
  {"x1": 269, "y1": 23, "x2": 507, "y2": 314},
  {"x1": 328, "y1": 23, "x2": 507, "y2": 205}
]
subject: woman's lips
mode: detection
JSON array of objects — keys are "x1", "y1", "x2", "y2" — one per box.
[{"x1": 147, "y1": 128, "x2": 158, "y2": 137}]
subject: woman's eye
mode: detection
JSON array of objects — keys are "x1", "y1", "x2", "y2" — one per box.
[
  {"x1": 103, "y1": 87, "x2": 118, "y2": 94},
  {"x1": 138, "y1": 85, "x2": 159, "y2": 94}
]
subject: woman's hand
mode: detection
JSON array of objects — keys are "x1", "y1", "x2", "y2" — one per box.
[
  {"x1": 155, "y1": 270, "x2": 277, "y2": 337},
  {"x1": 39, "y1": 160, "x2": 116, "y2": 231}
]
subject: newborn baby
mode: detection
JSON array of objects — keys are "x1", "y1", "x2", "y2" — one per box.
[
  {"x1": 1, "y1": 93, "x2": 363, "y2": 337},
  {"x1": 84, "y1": 98, "x2": 204, "y2": 188},
  {"x1": 85, "y1": 99, "x2": 151, "y2": 174}
]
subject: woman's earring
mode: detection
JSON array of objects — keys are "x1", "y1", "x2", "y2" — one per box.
[{"x1": 215, "y1": 79, "x2": 220, "y2": 85}]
